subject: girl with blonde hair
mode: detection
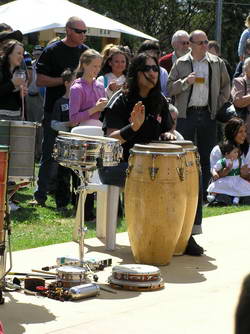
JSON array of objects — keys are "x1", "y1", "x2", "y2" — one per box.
[{"x1": 69, "y1": 48, "x2": 107, "y2": 126}]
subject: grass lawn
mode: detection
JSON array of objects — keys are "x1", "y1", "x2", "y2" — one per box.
[{"x1": 8, "y1": 184, "x2": 250, "y2": 252}]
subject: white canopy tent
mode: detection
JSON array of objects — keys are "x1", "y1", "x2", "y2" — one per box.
[{"x1": 0, "y1": 0, "x2": 157, "y2": 41}]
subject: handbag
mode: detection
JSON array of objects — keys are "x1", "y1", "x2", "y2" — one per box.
[{"x1": 216, "y1": 101, "x2": 237, "y2": 123}]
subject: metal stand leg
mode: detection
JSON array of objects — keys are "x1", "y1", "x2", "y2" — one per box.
[{"x1": 72, "y1": 169, "x2": 93, "y2": 265}]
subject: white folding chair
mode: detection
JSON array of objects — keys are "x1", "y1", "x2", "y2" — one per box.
[{"x1": 71, "y1": 126, "x2": 120, "y2": 250}]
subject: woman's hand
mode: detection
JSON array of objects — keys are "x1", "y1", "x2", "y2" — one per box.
[
  {"x1": 130, "y1": 101, "x2": 145, "y2": 131},
  {"x1": 95, "y1": 98, "x2": 108, "y2": 112},
  {"x1": 68, "y1": 121, "x2": 79, "y2": 128},
  {"x1": 12, "y1": 77, "x2": 26, "y2": 90},
  {"x1": 20, "y1": 83, "x2": 28, "y2": 97},
  {"x1": 108, "y1": 81, "x2": 121, "y2": 92},
  {"x1": 160, "y1": 132, "x2": 176, "y2": 141}
]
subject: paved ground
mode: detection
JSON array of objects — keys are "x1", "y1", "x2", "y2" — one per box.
[{"x1": 1, "y1": 210, "x2": 250, "y2": 334}]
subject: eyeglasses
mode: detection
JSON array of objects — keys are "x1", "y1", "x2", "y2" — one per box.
[
  {"x1": 191, "y1": 40, "x2": 209, "y2": 46},
  {"x1": 179, "y1": 41, "x2": 190, "y2": 45},
  {"x1": 69, "y1": 26, "x2": 87, "y2": 34},
  {"x1": 141, "y1": 65, "x2": 158, "y2": 72}
]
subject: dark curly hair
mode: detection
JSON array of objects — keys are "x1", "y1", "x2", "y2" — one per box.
[
  {"x1": 224, "y1": 117, "x2": 248, "y2": 156},
  {"x1": 0, "y1": 39, "x2": 23, "y2": 78},
  {"x1": 125, "y1": 53, "x2": 162, "y2": 114}
]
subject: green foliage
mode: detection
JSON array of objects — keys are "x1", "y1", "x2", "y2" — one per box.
[
  {"x1": 81, "y1": 0, "x2": 250, "y2": 66},
  {"x1": 1, "y1": 0, "x2": 250, "y2": 66}
]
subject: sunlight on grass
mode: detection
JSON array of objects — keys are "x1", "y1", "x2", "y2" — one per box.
[{"x1": 8, "y1": 185, "x2": 250, "y2": 251}]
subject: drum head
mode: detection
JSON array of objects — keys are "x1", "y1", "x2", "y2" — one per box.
[
  {"x1": 112, "y1": 264, "x2": 160, "y2": 275},
  {"x1": 112, "y1": 264, "x2": 161, "y2": 282},
  {"x1": 168, "y1": 140, "x2": 197, "y2": 151},
  {"x1": 132, "y1": 143, "x2": 184, "y2": 155}
]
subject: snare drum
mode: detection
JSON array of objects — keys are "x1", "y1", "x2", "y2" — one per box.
[
  {"x1": 53, "y1": 133, "x2": 122, "y2": 169},
  {"x1": 56, "y1": 266, "x2": 87, "y2": 288},
  {"x1": 125, "y1": 143, "x2": 187, "y2": 265},
  {"x1": 109, "y1": 264, "x2": 164, "y2": 291},
  {"x1": 112, "y1": 264, "x2": 161, "y2": 282},
  {"x1": 0, "y1": 120, "x2": 37, "y2": 182}
]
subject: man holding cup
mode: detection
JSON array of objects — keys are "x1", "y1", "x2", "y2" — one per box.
[{"x1": 168, "y1": 30, "x2": 230, "y2": 201}]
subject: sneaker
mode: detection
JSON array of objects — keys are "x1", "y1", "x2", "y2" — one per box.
[
  {"x1": 233, "y1": 197, "x2": 239, "y2": 205},
  {"x1": 9, "y1": 201, "x2": 20, "y2": 211},
  {"x1": 184, "y1": 236, "x2": 204, "y2": 256},
  {"x1": 28, "y1": 199, "x2": 46, "y2": 207},
  {"x1": 207, "y1": 194, "x2": 215, "y2": 203}
]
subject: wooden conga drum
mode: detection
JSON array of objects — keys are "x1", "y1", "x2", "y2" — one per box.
[
  {"x1": 125, "y1": 143, "x2": 187, "y2": 265},
  {"x1": 0, "y1": 145, "x2": 8, "y2": 280},
  {"x1": 168, "y1": 141, "x2": 199, "y2": 255}
]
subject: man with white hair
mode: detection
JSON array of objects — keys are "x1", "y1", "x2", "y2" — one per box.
[{"x1": 159, "y1": 30, "x2": 190, "y2": 73}]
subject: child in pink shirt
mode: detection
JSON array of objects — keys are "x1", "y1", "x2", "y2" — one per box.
[{"x1": 69, "y1": 49, "x2": 107, "y2": 126}]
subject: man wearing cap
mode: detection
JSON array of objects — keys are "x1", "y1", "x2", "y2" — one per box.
[{"x1": 32, "y1": 16, "x2": 88, "y2": 207}]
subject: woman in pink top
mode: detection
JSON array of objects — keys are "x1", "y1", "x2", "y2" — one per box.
[{"x1": 69, "y1": 49, "x2": 107, "y2": 126}]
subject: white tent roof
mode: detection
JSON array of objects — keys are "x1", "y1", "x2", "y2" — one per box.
[{"x1": 0, "y1": 0, "x2": 157, "y2": 41}]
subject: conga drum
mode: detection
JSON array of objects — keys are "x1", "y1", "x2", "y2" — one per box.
[
  {"x1": 0, "y1": 145, "x2": 8, "y2": 280},
  {"x1": 125, "y1": 143, "x2": 187, "y2": 265},
  {"x1": 168, "y1": 141, "x2": 199, "y2": 255}
]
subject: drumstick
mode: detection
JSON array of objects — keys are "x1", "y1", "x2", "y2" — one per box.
[
  {"x1": 32, "y1": 269, "x2": 57, "y2": 276},
  {"x1": 7, "y1": 272, "x2": 55, "y2": 279},
  {"x1": 58, "y1": 131, "x2": 117, "y2": 142},
  {"x1": 20, "y1": 85, "x2": 25, "y2": 121}
]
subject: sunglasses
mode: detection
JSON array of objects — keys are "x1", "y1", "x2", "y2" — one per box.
[
  {"x1": 141, "y1": 65, "x2": 158, "y2": 72},
  {"x1": 69, "y1": 27, "x2": 87, "y2": 34},
  {"x1": 179, "y1": 41, "x2": 190, "y2": 45},
  {"x1": 191, "y1": 40, "x2": 209, "y2": 46}
]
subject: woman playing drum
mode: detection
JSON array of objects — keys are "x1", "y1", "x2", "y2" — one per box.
[{"x1": 99, "y1": 52, "x2": 204, "y2": 257}]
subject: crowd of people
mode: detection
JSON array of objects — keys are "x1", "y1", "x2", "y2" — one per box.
[
  {"x1": 1, "y1": 14, "x2": 250, "y2": 239},
  {"x1": 1, "y1": 13, "x2": 250, "y2": 333}
]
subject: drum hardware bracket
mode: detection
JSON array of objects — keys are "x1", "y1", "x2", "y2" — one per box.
[
  {"x1": 149, "y1": 167, "x2": 159, "y2": 181},
  {"x1": 149, "y1": 154, "x2": 159, "y2": 180},
  {"x1": 126, "y1": 165, "x2": 133, "y2": 177},
  {"x1": 176, "y1": 167, "x2": 185, "y2": 181},
  {"x1": 176, "y1": 155, "x2": 185, "y2": 181}
]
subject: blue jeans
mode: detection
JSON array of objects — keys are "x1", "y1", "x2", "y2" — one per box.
[
  {"x1": 34, "y1": 114, "x2": 57, "y2": 203},
  {"x1": 177, "y1": 108, "x2": 217, "y2": 201}
]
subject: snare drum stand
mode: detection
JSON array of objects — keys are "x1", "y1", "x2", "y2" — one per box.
[
  {"x1": 0, "y1": 201, "x2": 15, "y2": 304},
  {"x1": 72, "y1": 166, "x2": 95, "y2": 265}
]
